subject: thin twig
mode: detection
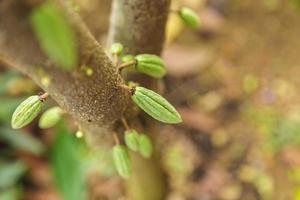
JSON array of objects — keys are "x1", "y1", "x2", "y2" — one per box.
[
  {"x1": 118, "y1": 60, "x2": 136, "y2": 72},
  {"x1": 121, "y1": 117, "x2": 130, "y2": 130},
  {"x1": 113, "y1": 132, "x2": 120, "y2": 144},
  {"x1": 39, "y1": 92, "x2": 49, "y2": 101}
]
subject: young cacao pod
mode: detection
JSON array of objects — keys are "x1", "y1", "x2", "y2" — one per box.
[
  {"x1": 138, "y1": 134, "x2": 153, "y2": 158},
  {"x1": 131, "y1": 86, "x2": 182, "y2": 124},
  {"x1": 135, "y1": 54, "x2": 166, "y2": 78},
  {"x1": 179, "y1": 7, "x2": 200, "y2": 28},
  {"x1": 112, "y1": 145, "x2": 131, "y2": 179},
  {"x1": 11, "y1": 95, "x2": 43, "y2": 129},
  {"x1": 110, "y1": 43, "x2": 124, "y2": 55},
  {"x1": 124, "y1": 129, "x2": 139, "y2": 152},
  {"x1": 39, "y1": 106, "x2": 63, "y2": 129}
]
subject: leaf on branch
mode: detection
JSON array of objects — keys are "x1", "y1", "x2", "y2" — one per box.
[{"x1": 30, "y1": 3, "x2": 77, "y2": 70}]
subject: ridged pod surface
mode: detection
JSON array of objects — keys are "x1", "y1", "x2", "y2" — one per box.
[
  {"x1": 131, "y1": 87, "x2": 182, "y2": 124},
  {"x1": 11, "y1": 95, "x2": 43, "y2": 129},
  {"x1": 112, "y1": 145, "x2": 131, "y2": 179},
  {"x1": 39, "y1": 106, "x2": 63, "y2": 129},
  {"x1": 124, "y1": 129, "x2": 139, "y2": 152},
  {"x1": 135, "y1": 54, "x2": 166, "y2": 78},
  {"x1": 138, "y1": 134, "x2": 153, "y2": 158}
]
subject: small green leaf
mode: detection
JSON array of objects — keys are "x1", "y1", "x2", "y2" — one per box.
[
  {"x1": 30, "y1": 2, "x2": 77, "y2": 69},
  {"x1": 11, "y1": 95, "x2": 43, "y2": 129},
  {"x1": 179, "y1": 7, "x2": 200, "y2": 28},
  {"x1": 112, "y1": 145, "x2": 131, "y2": 179},
  {"x1": 39, "y1": 106, "x2": 63, "y2": 129},
  {"x1": 131, "y1": 86, "x2": 182, "y2": 124},
  {"x1": 124, "y1": 129, "x2": 139, "y2": 152},
  {"x1": 110, "y1": 43, "x2": 124, "y2": 55},
  {"x1": 138, "y1": 134, "x2": 153, "y2": 158},
  {"x1": 135, "y1": 54, "x2": 166, "y2": 78}
]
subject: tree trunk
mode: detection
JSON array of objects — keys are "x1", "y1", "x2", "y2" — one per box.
[
  {"x1": 108, "y1": 1, "x2": 170, "y2": 200},
  {"x1": 0, "y1": 0, "x2": 129, "y2": 145}
]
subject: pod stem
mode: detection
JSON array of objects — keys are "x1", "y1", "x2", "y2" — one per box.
[
  {"x1": 121, "y1": 117, "x2": 130, "y2": 130},
  {"x1": 39, "y1": 92, "x2": 49, "y2": 101},
  {"x1": 118, "y1": 60, "x2": 136, "y2": 72},
  {"x1": 119, "y1": 84, "x2": 135, "y2": 95},
  {"x1": 113, "y1": 54, "x2": 119, "y2": 67},
  {"x1": 113, "y1": 132, "x2": 120, "y2": 145}
]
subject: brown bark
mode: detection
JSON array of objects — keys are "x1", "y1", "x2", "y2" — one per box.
[{"x1": 0, "y1": 0, "x2": 129, "y2": 145}]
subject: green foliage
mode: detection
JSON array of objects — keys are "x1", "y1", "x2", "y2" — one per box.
[
  {"x1": 11, "y1": 95, "x2": 43, "y2": 129},
  {"x1": 135, "y1": 54, "x2": 166, "y2": 78},
  {"x1": 179, "y1": 7, "x2": 200, "y2": 28},
  {"x1": 30, "y1": 2, "x2": 77, "y2": 69},
  {"x1": 124, "y1": 130, "x2": 139, "y2": 152},
  {"x1": 51, "y1": 123, "x2": 86, "y2": 200},
  {"x1": 0, "y1": 128, "x2": 44, "y2": 155},
  {"x1": 0, "y1": 97, "x2": 26, "y2": 124},
  {"x1": 0, "y1": 161, "x2": 26, "y2": 189},
  {"x1": 39, "y1": 106, "x2": 63, "y2": 129},
  {"x1": 0, "y1": 187, "x2": 21, "y2": 200},
  {"x1": 138, "y1": 134, "x2": 153, "y2": 158},
  {"x1": 0, "y1": 70, "x2": 19, "y2": 95},
  {"x1": 131, "y1": 86, "x2": 182, "y2": 124},
  {"x1": 112, "y1": 144, "x2": 131, "y2": 179}
]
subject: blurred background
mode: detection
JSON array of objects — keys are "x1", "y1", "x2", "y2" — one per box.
[{"x1": 1, "y1": 0, "x2": 300, "y2": 199}]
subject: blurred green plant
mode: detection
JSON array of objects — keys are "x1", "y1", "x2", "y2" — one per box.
[
  {"x1": 51, "y1": 123, "x2": 86, "y2": 200},
  {"x1": 30, "y1": 2, "x2": 77, "y2": 69},
  {"x1": 0, "y1": 128, "x2": 44, "y2": 155}
]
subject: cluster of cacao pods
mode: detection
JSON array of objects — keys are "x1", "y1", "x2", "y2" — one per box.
[
  {"x1": 112, "y1": 129, "x2": 153, "y2": 179},
  {"x1": 11, "y1": 95, "x2": 63, "y2": 130}
]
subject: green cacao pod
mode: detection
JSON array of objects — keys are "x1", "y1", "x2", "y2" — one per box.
[
  {"x1": 138, "y1": 134, "x2": 153, "y2": 158},
  {"x1": 11, "y1": 95, "x2": 43, "y2": 129},
  {"x1": 179, "y1": 7, "x2": 200, "y2": 28},
  {"x1": 124, "y1": 129, "x2": 139, "y2": 152},
  {"x1": 112, "y1": 145, "x2": 131, "y2": 179},
  {"x1": 131, "y1": 86, "x2": 182, "y2": 124},
  {"x1": 110, "y1": 43, "x2": 124, "y2": 55},
  {"x1": 135, "y1": 54, "x2": 166, "y2": 78},
  {"x1": 39, "y1": 106, "x2": 63, "y2": 129}
]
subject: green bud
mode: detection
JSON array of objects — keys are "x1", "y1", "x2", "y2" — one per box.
[
  {"x1": 110, "y1": 43, "x2": 124, "y2": 55},
  {"x1": 138, "y1": 134, "x2": 153, "y2": 158},
  {"x1": 135, "y1": 54, "x2": 166, "y2": 78},
  {"x1": 131, "y1": 86, "x2": 182, "y2": 124},
  {"x1": 39, "y1": 106, "x2": 63, "y2": 129},
  {"x1": 121, "y1": 54, "x2": 135, "y2": 63},
  {"x1": 11, "y1": 95, "x2": 43, "y2": 129},
  {"x1": 124, "y1": 129, "x2": 139, "y2": 151},
  {"x1": 112, "y1": 145, "x2": 131, "y2": 179},
  {"x1": 179, "y1": 7, "x2": 200, "y2": 28}
]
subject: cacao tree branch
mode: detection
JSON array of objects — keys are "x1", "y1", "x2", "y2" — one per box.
[
  {"x1": 0, "y1": 0, "x2": 130, "y2": 145},
  {"x1": 108, "y1": 1, "x2": 171, "y2": 200}
]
